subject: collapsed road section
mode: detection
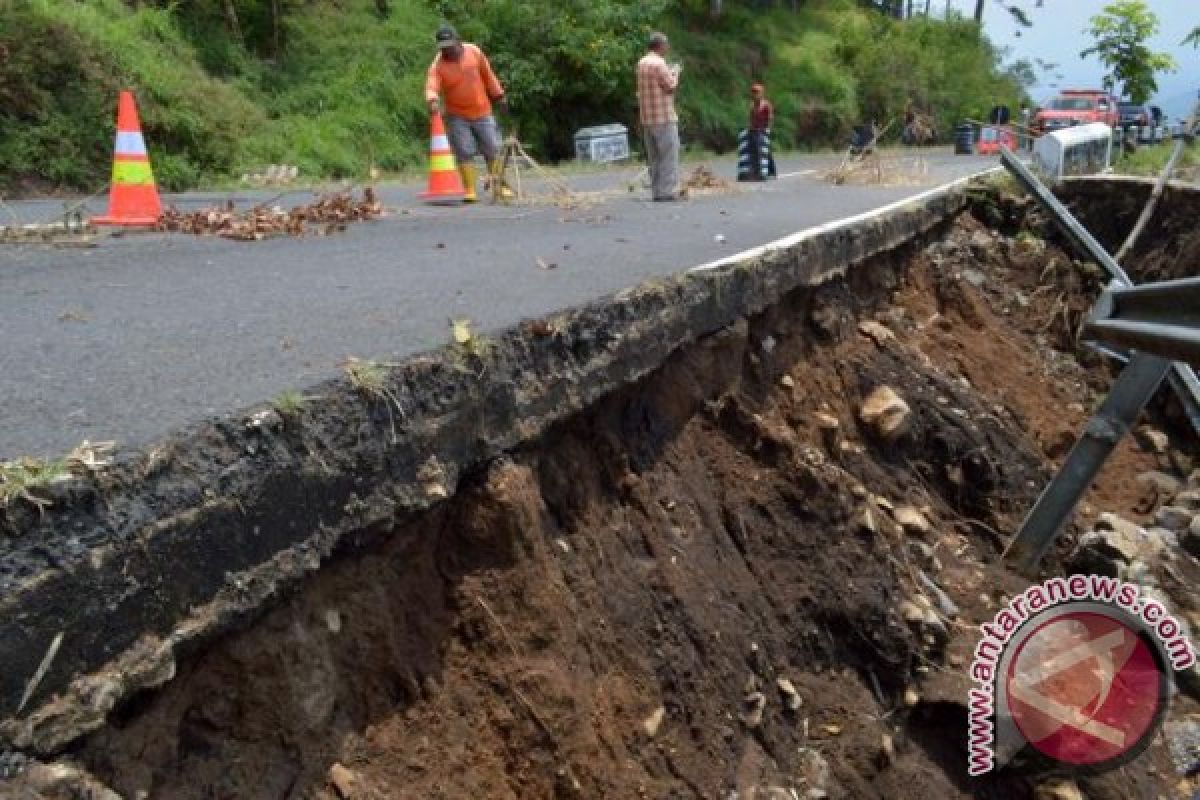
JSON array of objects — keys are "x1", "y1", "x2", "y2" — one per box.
[{"x1": 2, "y1": 175, "x2": 1199, "y2": 799}]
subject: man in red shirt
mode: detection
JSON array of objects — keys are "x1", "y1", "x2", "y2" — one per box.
[
  {"x1": 744, "y1": 83, "x2": 776, "y2": 181},
  {"x1": 425, "y1": 24, "x2": 512, "y2": 202}
]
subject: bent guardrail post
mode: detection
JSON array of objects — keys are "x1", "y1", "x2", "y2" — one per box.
[
  {"x1": 999, "y1": 148, "x2": 1200, "y2": 435},
  {"x1": 1004, "y1": 351, "x2": 1173, "y2": 573},
  {"x1": 1084, "y1": 277, "x2": 1200, "y2": 366}
]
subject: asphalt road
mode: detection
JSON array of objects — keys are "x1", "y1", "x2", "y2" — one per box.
[{"x1": 1, "y1": 151, "x2": 997, "y2": 458}]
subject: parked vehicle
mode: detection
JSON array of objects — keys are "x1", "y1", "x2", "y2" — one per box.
[
  {"x1": 1118, "y1": 101, "x2": 1162, "y2": 144},
  {"x1": 1148, "y1": 105, "x2": 1168, "y2": 143},
  {"x1": 1032, "y1": 89, "x2": 1120, "y2": 136},
  {"x1": 1118, "y1": 101, "x2": 1156, "y2": 145}
]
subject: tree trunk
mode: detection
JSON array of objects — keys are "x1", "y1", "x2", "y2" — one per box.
[
  {"x1": 906, "y1": 0, "x2": 913, "y2": 18},
  {"x1": 710, "y1": 0, "x2": 723, "y2": 16},
  {"x1": 221, "y1": 0, "x2": 243, "y2": 44},
  {"x1": 974, "y1": 0, "x2": 985, "y2": 23},
  {"x1": 270, "y1": 0, "x2": 282, "y2": 57}
]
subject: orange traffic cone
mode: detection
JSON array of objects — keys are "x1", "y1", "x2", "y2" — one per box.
[
  {"x1": 418, "y1": 112, "x2": 465, "y2": 204},
  {"x1": 92, "y1": 90, "x2": 162, "y2": 227}
]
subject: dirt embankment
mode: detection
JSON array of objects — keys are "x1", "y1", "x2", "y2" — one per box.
[
  {"x1": 1057, "y1": 176, "x2": 1200, "y2": 284},
  {"x1": 5, "y1": 189, "x2": 1198, "y2": 800}
]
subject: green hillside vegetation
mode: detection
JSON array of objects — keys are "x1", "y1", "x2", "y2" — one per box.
[{"x1": 0, "y1": 0, "x2": 1024, "y2": 193}]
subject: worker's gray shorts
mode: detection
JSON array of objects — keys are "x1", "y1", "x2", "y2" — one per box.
[{"x1": 446, "y1": 114, "x2": 501, "y2": 163}]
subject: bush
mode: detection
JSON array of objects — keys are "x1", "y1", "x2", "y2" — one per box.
[
  {"x1": 0, "y1": 0, "x2": 1027, "y2": 192},
  {"x1": 1, "y1": 0, "x2": 263, "y2": 192}
]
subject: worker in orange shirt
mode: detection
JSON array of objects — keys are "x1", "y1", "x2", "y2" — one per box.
[{"x1": 425, "y1": 24, "x2": 513, "y2": 202}]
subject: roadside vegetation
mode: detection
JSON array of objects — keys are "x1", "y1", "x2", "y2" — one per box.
[
  {"x1": 1117, "y1": 140, "x2": 1200, "y2": 181},
  {"x1": 1, "y1": 0, "x2": 1028, "y2": 193}
]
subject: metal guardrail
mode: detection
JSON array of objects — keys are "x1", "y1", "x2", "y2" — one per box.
[
  {"x1": 1084, "y1": 277, "x2": 1200, "y2": 366},
  {"x1": 999, "y1": 149, "x2": 1199, "y2": 573}
]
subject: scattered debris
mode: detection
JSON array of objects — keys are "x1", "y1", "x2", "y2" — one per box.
[
  {"x1": 681, "y1": 165, "x2": 733, "y2": 195},
  {"x1": 158, "y1": 188, "x2": 382, "y2": 241},
  {"x1": 64, "y1": 441, "x2": 115, "y2": 473},
  {"x1": 1, "y1": 220, "x2": 95, "y2": 245},
  {"x1": 17, "y1": 631, "x2": 64, "y2": 714}
]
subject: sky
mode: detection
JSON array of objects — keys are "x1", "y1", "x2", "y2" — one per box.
[{"x1": 942, "y1": 0, "x2": 1199, "y2": 121}]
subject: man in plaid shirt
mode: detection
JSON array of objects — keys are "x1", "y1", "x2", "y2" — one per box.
[{"x1": 637, "y1": 32, "x2": 681, "y2": 202}]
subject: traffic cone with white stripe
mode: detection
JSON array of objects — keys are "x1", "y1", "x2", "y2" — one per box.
[
  {"x1": 92, "y1": 90, "x2": 162, "y2": 227},
  {"x1": 418, "y1": 111, "x2": 465, "y2": 204}
]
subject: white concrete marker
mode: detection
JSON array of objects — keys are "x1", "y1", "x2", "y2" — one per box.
[{"x1": 688, "y1": 166, "x2": 1002, "y2": 274}]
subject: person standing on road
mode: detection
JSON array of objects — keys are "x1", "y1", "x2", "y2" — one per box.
[
  {"x1": 748, "y1": 83, "x2": 776, "y2": 180},
  {"x1": 425, "y1": 24, "x2": 513, "y2": 203},
  {"x1": 636, "y1": 32, "x2": 681, "y2": 202}
]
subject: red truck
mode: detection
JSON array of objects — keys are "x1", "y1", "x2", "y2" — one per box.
[{"x1": 1032, "y1": 89, "x2": 1121, "y2": 135}]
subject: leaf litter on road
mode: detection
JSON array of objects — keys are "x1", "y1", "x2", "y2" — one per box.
[{"x1": 157, "y1": 188, "x2": 384, "y2": 242}]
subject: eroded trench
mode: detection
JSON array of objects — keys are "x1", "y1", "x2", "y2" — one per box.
[{"x1": 4, "y1": 179, "x2": 1200, "y2": 800}]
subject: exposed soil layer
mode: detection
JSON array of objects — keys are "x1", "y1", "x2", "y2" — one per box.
[
  {"x1": 13, "y1": 196, "x2": 1196, "y2": 799},
  {"x1": 1057, "y1": 176, "x2": 1200, "y2": 284}
]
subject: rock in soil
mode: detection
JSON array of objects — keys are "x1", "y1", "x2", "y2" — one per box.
[
  {"x1": 1156, "y1": 505, "x2": 1194, "y2": 532},
  {"x1": 1135, "y1": 426, "x2": 1171, "y2": 455},
  {"x1": 642, "y1": 706, "x2": 666, "y2": 738},
  {"x1": 1034, "y1": 781, "x2": 1084, "y2": 800},
  {"x1": 328, "y1": 763, "x2": 358, "y2": 799},
  {"x1": 859, "y1": 386, "x2": 912, "y2": 442},
  {"x1": 1182, "y1": 518, "x2": 1200, "y2": 559}
]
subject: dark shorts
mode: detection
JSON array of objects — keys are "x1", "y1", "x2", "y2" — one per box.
[{"x1": 446, "y1": 115, "x2": 501, "y2": 163}]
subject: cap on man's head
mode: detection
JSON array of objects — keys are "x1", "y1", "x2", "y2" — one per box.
[
  {"x1": 435, "y1": 24, "x2": 459, "y2": 48},
  {"x1": 648, "y1": 32, "x2": 669, "y2": 50}
]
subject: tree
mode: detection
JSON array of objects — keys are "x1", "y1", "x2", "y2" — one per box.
[
  {"x1": 971, "y1": 1, "x2": 1034, "y2": 29},
  {"x1": 1004, "y1": 58, "x2": 1037, "y2": 90},
  {"x1": 1080, "y1": 1, "x2": 1177, "y2": 104},
  {"x1": 1184, "y1": 26, "x2": 1199, "y2": 47}
]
